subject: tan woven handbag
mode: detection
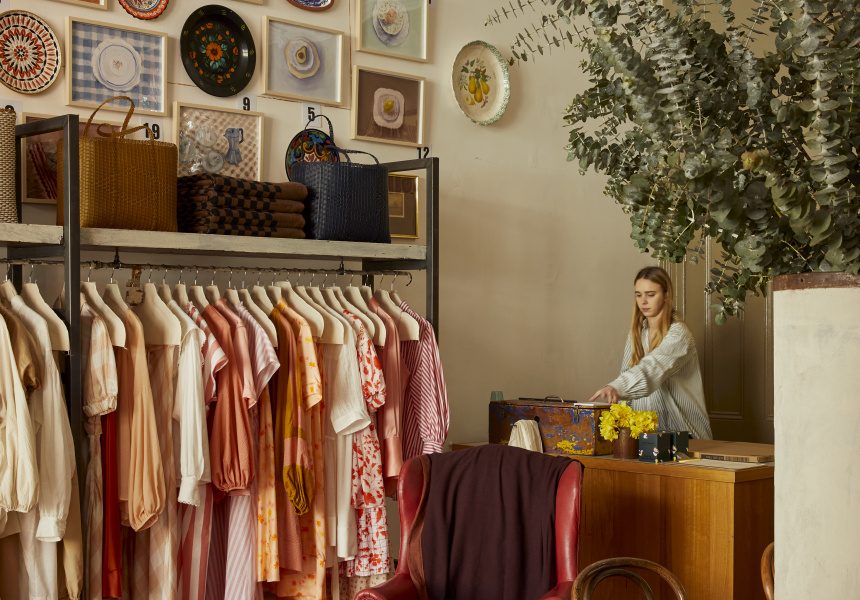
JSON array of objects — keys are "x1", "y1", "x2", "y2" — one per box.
[
  {"x1": 0, "y1": 108, "x2": 16, "y2": 223},
  {"x1": 58, "y1": 96, "x2": 177, "y2": 231}
]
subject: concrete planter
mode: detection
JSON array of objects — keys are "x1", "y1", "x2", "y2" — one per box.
[{"x1": 773, "y1": 272, "x2": 860, "y2": 599}]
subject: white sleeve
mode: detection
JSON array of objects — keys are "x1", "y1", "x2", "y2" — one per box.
[
  {"x1": 173, "y1": 330, "x2": 208, "y2": 506},
  {"x1": 608, "y1": 324, "x2": 694, "y2": 400}
]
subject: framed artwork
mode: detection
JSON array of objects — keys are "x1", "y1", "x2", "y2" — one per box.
[
  {"x1": 351, "y1": 65, "x2": 424, "y2": 147},
  {"x1": 20, "y1": 113, "x2": 121, "y2": 204},
  {"x1": 388, "y1": 174, "x2": 419, "y2": 238},
  {"x1": 47, "y1": 0, "x2": 107, "y2": 10},
  {"x1": 66, "y1": 17, "x2": 168, "y2": 116},
  {"x1": 262, "y1": 17, "x2": 344, "y2": 106},
  {"x1": 174, "y1": 102, "x2": 264, "y2": 180},
  {"x1": 356, "y1": 0, "x2": 427, "y2": 62}
]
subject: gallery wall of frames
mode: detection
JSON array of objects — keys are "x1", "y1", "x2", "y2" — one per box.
[{"x1": 2, "y1": 0, "x2": 455, "y2": 239}]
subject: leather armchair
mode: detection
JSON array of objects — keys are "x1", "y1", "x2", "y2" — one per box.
[{"x1": 355, "y1": 453, "x2": 583, "y2": 600}]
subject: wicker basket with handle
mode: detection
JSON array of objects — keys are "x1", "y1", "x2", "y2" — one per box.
[{"x1": 58, "y1": 96, "x2": 177, "y2": 231}]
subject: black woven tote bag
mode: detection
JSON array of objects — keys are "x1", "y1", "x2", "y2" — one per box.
[{"x1": 290, "y1": 116, "x2": 390, "y2": 243}]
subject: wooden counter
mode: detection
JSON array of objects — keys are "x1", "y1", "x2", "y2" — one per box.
[{"x1": 575, "y1": 455, "x2": 773, "y2": 600}]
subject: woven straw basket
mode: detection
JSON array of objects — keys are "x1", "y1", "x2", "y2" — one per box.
[
  {"x1": 0, "y1": 108, "x2": 16, "y2": 223},
  {"x1": 58, "y1": 96, "x2": 177, "y2": 231}
]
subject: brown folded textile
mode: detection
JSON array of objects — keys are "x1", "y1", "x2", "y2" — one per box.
[
  {"x1": 183, "y1": 224, "x2": 306, "y2": 239},
  {"x1": 178, "y1": 208, "x2": 306, "y2": 229},
  {"x1": 180, "y1": 215, "x2": 306, "y2": 231},
  {"x1": 177, "y1": 192, "x2": 305, "y2": 214},
  {"x1": 178, "y1": 174, "x2": 307, "y2": 200}
]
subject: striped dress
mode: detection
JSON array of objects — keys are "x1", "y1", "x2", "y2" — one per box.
[{"x1": 608, "y1": 321, "x2": 713, "y2": 440}]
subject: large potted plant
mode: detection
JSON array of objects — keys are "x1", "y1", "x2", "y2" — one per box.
[{"x1": 487, "y1": 0, "x2": 860, "y2": 597}]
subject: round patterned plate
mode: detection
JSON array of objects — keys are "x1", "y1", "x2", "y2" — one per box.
[
  {"x1": 452, "y1": 40, "x2": 511, "y2": 126},
  {"x1": 92, "y1": 38, "x2": 142, "y2": 92},
  {"x1": 180, "y1": 5, "x2": 255, "y2": 97},
  {"x1": 285, "y1": 0, "x2": 334, "y2": 12},
  {"x1": 284, "y1": 127, "x2": 339, "y2": 181},
  {"x1": 118, "y1": 0, "x2": 169, "y2": 20},
  {"x1": 0, "y1": 10, "x2": 61, "y2": 95}
]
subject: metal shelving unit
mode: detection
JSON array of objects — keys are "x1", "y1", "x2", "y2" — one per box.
[{"x1": 2, "y1": 116, "x2": 439, "y2": 543}]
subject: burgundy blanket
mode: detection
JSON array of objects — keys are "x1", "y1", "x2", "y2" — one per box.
[{"x1": 409, "y1": 445, "x2": 571, "y2": 600}]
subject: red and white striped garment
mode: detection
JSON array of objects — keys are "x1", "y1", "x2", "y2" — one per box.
[
  {"x1": 233, "y1": 303, "x2": 279, "y2": 398},
  {"x1": 399, "y1": 303, "x2": 448, "y2": 460},
  {"x1": 186, "y1": 304, "x2": 228, "y2": 405}
]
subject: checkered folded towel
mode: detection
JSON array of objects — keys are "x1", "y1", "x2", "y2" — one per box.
[
  {"x1": 177, "y1": 191, "x2": 305, "y2": 214},
  {"x1": 183, "y1": 223, "x2": 306, "y2": 239},
  {"x1": 178, "y1": 209, "x2": 305, "y2": 229},
  {"x1": 178, "y1": 174, "x2": 307, "y2": 200}
]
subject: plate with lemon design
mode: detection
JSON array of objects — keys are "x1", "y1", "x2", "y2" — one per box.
[{"x1": 453, "y1": 40, "x2": 510, "y2": 126}]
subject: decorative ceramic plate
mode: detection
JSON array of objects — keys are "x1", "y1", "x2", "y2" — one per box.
[
  {"x1": 286, "y1": 38, "x2": 319, "y2": 79},
  {"x1": 92, "y1": 38, "x2": 142, "y2": 92},
  {"x1": 181, "y1": 5, "x2": 256, "y2": 97},
  {"x1": 285, "y1": 0, "x2": 334, "y2": 12},
  {"x1": 452, "y1": 40, "x2": 510, "y2": 126},
  {"x1": 371, "y1": 0, "x2": 409, "y2": 47},
  {"x1": 284, "y1": 127, "x2": 340, "y2": 180},
  {"x1": 0, "y1": 10, "x2": 61, "y2": 94},
  {"x1": 372, "y1": 88, "x2": 403, "y2": 129},
  {"x1": 118, "y1": 0, "x2": 169, "y2": 20}
]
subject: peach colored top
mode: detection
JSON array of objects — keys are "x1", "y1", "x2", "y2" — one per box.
[
  {"x1": 124, "y1": 309, "x2": 166, "y2": 531},
  {"x1": 204, "y1": 305, "x2": 254, "y2": 494}
]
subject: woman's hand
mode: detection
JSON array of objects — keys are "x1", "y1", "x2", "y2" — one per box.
[{"x1": 588, "y1": 385, "x2": 619, "y2": 404}]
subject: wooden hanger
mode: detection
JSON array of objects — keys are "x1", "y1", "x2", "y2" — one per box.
[
  {"x1": 103, "y1": 277, "x2": 129, "y2": 326},
  {"x1": 251, "y1": 284, "x2": 275, "y2": 315},
  {"x1": 131, "y1": 282, "x2": 181, "y2": 346},
  {"x1": 0, "y1": 279, "x2": 17, "y2": 305},
  {"x1": 21, "y1": 281, "x2": 70, "y2": 351},
  {"x1": 158, "y1": 283, "x2": 173, "y2": 305},
  {"x1": 174, "y1": 283, "x2": 190, "y2": 309},
  {"x1": 371, "y1": 287, "x2": 420, "y2": 341},
  {"x1": 189, "y1": 285, "x2": 209, "y2": 313},
  {"x1": 333, "y1": 286, "x2": 381, "y2": 344},
  {"x1": 204, "y1": 271, "x2": 221, "y2": 305},
  {"x1": 276, "y1": 281, "x2": 324, "y2": 339},
  {"x1": 304, "y1": 286, "x2": 351, "y2": 345},
  {"x1": 339, "y1": 286, "x2": 385, "y2": 346},
  {"x1": 82, "y1": 280, "x2": 126, "y2": 347},
  {"x1": 290, "y1": 284, "x2": 343, "y2": 344},
  {"x1": 238, "y1": 287, "x2": 278, "y2": 348}
]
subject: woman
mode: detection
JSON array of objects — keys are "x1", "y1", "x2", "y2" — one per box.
[{"x1": 589, "y1": 266, "x2": 712, "y2": 439}]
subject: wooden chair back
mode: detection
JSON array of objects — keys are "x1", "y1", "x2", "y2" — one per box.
[{"x1": 572, "y1": 557, "x2": 688, "y2": 600}]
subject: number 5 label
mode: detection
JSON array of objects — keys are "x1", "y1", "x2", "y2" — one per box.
[{"x1": 302, "y1": 102, "x2": 322, "y2": 128}]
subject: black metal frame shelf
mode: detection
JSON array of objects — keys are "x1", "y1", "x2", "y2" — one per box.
[{"x1": 2, "y1": 116, "x2": 439, "y2": 570}]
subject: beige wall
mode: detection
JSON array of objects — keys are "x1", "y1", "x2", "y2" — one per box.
[{"x1": 11, "y1": 0, "x2": 653, "y2": 447}]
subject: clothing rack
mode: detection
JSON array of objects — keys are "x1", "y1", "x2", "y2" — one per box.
[{"x1": 5, "y1": 114, "x2": 439, "y2": 599}]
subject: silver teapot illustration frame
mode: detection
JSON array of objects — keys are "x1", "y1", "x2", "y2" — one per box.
[{"x1": 174, "y1": 102, "x2": 263, "y2": 180}]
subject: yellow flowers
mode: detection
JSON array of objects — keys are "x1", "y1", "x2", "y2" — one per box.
[{"x1": 599, "y1": 401, "x2": 658, "y2": 441}]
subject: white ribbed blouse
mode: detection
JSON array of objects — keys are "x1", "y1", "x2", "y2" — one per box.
[{"x1": 608, "y1": 320, "x2": 713, "y2": 440}]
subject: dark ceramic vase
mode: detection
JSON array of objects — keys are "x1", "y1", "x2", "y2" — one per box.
[{"x1": 613, "y1": 427, "x2": 639, "y2": 459}]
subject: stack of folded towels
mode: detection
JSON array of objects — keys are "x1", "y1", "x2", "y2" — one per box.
[{"x1": 177, "y1": 174, "x2": 307, "y2": 239}]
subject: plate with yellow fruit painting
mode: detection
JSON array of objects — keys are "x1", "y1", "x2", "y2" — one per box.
[{"x1": 453, "y1": 40, "x2": 510, "y2": 126}]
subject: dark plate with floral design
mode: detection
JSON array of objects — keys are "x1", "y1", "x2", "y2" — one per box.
[{"x1": 180, "y1": 5, "x2": 255, "y2": 98}]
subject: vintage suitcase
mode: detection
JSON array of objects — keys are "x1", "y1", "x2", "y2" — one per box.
[{"x1": 488, "y1": 399, "x2": 613, "y2": 456}]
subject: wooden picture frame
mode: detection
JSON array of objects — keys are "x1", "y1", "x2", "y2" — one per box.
[
  {"x1": 351, "y1": 65, "x2": 424, "y2": 147},
  {"x1": 174, "y1": 102, "x2": 264, "y2": 180},
  {"x1": 388, "y1": 174, "x2": 419, "y2": 238},
  {"x1": 356, "y1": 0, "x2": 427, "y2": 62},
  {"x1": 47, "y1": 0, "x2": 107, "y2": 10},
  {"x1": 20, "y1": 112, "x2": 121, "y2": 204},
  {"x1": 262, "y1": 17, "x2": 344, "y2": 106},
  {"x1": 66, "y1": 17, "x2": 168, "y2": 116}
]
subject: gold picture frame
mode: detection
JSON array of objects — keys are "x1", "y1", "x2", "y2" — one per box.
[{"x1": 389, "y1": 173, "x2": 419, "y2": 239}]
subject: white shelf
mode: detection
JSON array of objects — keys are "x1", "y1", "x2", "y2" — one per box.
[{"x1": 0, "y1": 224, "x2": 426, "y2": 262}]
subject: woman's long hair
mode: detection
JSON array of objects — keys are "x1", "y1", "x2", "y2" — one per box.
[{"x1": 630, "y1": 266, "x2": 676, "y2": 367}]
